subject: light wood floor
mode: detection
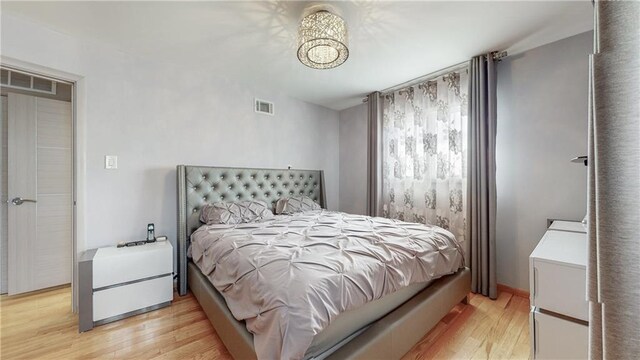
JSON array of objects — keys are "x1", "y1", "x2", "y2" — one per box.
[
  {"x1": 0, "y1": 287, "x2": 530, "y2": 359},
  {"x1": 402, "y1": 292, "x2": 531, "y2": 360}
]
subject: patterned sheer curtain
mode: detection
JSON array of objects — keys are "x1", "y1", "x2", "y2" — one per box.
[{"x1": 381, "y1": 69, "x2": 469, "y2": 247}]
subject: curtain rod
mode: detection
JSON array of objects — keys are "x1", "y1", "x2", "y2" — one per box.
[
  {"x1": 379, "y1": 60, "x2": 469, "y2": 95},
  {"x1": 363, "y1": 50, "x2": 507, "y2": 102}
]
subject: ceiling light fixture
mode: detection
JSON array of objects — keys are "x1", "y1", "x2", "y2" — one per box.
[{"x1": 297, "y1": 9, "x2": 349, "y2": 70}]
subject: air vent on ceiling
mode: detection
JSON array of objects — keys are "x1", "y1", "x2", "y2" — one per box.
[
  {"x1": 0, "y1": 68, "x2": 57, "y2": 95},
  {"x1": 255, "y1": 98, "x2": 274, "y2": 116}
]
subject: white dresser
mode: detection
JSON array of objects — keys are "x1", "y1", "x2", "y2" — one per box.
[
  {"x1": 529, "y1": 220, "x2": 589, "y2": 359},
  {"x1": 79, "y1": 241, "x2": 173, "y2": 332}
]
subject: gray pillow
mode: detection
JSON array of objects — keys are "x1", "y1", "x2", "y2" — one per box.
[
  {"x1": 200, "y1": 200, "x2": 274, "y2": 225},
  {"x1": 275, "y1": 196, "x2": 321, "y2": 215}
]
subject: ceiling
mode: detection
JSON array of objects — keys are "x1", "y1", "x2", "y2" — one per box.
[{"x1": 1, "y1": 1, "x2": 593, "y2": 110}]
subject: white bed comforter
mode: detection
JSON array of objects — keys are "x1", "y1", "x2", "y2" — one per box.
[{"x1": 190, "y1": 210, "x2": 464, "y2": 360}]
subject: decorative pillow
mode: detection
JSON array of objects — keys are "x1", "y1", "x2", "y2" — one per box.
[
  {"x1": 200, "y1": 200, "x2": 274, "y2": 225},
  {"x1": 275, "y1": 196, "x2": 321, "y2": 215}
]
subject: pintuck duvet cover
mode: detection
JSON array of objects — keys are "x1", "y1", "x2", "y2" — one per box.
[{"x1": 190, "y1": 210, "x2": 464, "y2": 360}]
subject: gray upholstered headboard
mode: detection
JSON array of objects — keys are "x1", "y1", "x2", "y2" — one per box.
[{"x1": 176, "y1": 165, "x2": 326, "y2": 295}]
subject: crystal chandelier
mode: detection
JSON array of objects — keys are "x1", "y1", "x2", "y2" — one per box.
[{"x1": 297, "y1": 10, "x2": 349, "y2": 70}]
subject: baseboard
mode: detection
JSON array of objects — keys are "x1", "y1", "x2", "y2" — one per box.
[
  {"x1": 497, "y1": 283, "x2": 530, "y2": 299},
  {"x1": 2, "y1": 283, "x2": 71, "y2": 298}
]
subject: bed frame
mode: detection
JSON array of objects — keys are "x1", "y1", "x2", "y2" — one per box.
[{"x1": 177, "y1": 165, "x2": 470, "y2": 359}]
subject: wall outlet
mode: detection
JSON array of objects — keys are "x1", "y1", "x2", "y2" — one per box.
[{"x1": 105, "y1": 155, "x2": 118, "y2": 169}]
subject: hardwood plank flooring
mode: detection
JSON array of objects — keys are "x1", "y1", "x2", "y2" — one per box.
[
  {"x1": 0, "y1": 286, "x2": 231, "y2": 359},
  {"x1": 1, "y1": 286, "x2": 530, "y2": 359},
  {"x1": 402, "y1": 293, "x2": 531, "y2": 360}
]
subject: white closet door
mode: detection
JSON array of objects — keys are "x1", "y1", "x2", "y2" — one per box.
[{"x1": 8, "y1": 93, "x2": 72, "y2": 295}]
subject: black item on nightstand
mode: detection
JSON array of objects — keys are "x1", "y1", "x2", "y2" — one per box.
[{"x1": 147, "y1": 223, "x2": 156, "y2": 242}]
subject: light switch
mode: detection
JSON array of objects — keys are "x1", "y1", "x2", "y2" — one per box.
[{"x1": 105, "y1": 155, "x2": 118, "y2": 169}]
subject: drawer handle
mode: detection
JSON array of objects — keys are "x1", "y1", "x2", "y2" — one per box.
[
  {"x1": 533, "y1": 267, "x2": 538, "y2": 298},
  {"x1": 93, "y1": 273, "x2": 173, "y2": 292},
  {"x1": 534, "y1": 317, "x2": 538, "y2": 357}
]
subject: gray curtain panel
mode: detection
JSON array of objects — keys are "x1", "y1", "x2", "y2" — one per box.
[
  {"x1": 367, "y1": 91, "x2": 382, "y2": 217},
  {"x1": 467, "y1": 54, "x2": 497, "y2": 300},
  {"x1": 588, "y1": 1, "x2": 640, "y2": 359}
]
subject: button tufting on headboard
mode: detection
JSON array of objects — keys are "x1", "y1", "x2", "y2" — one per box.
[
  {"x1": 180, "y1": 166, "x2": 326, "y2": 239},
  {"x1": 177, "y1": 165, "x2": 327, "y2": 296}
]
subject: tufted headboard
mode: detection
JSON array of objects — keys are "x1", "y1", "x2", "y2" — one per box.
[{"x1": 176, "y1": 165, "x2": 326, "y2": 295}]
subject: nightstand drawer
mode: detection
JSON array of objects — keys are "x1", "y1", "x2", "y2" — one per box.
[
  {"x1": 79, "y1": 241, "x2": 174, "y2": 332},
  {"x1": 93, "y1": 242, "x2": 173, "y2": 288},
  {"x1": 532, "y1": 309, "x2": 588, "y2": 359},
  {"x1": 93, "y1": 275, "x2": 173, "y2": 321},
  {"x1": 532, "y1": 260, "x2": 588, "y2": 321}
]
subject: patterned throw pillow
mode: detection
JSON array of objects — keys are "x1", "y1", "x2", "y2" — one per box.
[
  {"x1": 275, "y1": 196, "x2": 321, "y2": 215},
  {"x1": 200, "y1": 200, "x2": 274, "y2": 225}
]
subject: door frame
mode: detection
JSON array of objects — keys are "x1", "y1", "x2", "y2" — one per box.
[{"x1": 1, "y1": 56, "x2": 86, "y2": 312}]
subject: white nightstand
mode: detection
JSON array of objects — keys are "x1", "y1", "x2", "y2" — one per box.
[
  {"x1": 529, "y1": 220, "x2": 588, "y2": 359},
  {"x1": 79, "y1": 241, "x2": 173, "y2": 332}
]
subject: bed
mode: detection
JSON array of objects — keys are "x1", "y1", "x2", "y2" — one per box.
[{"x1": 177, "y1": 165, "x2": 470, "y2": 360}]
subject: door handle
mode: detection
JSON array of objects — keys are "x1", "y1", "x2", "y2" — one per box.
[{"x1": 10, "y1": 197, "x2": 37, "y2": 205}]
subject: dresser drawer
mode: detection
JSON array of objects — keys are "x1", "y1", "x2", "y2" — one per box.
[
  {"x1": 93, "y1": 275, "x2": 173, "y2": 321},
  {"x1": 531, "y1": 309, "x2": 588, "y2": 359},
  {"x1": 532, "y1": 259, "x2": 588, "y2": 321}
]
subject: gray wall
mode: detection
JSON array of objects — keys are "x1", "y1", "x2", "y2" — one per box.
[
  {"x1": 1, "y1": 14, "x2": 340, "y2": 274},
  {"x1": 337, "y1": 32, "x2": 592, "y2": 292},
  {"x1": 338, "y1": 103, "x2": 368, "y2": 215},
  {"x1": 496, "y1": 31, "x2": 592, "y2": 290}
]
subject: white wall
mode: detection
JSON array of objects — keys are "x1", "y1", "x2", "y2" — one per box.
[
  {"x1": 0, "y1": 15, "x2": 340, "y2": 271},
  {"x1": 338, "y1": 103, "x2": 367, "y2": 215},
  {"x1": 496, "y1": 31, "x2": 592, "y2": 290}
]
